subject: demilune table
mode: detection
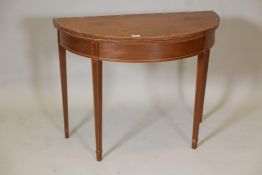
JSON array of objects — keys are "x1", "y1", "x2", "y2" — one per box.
[{"x1": 53, "y1": 11, "x2": 220, "y2": 161}]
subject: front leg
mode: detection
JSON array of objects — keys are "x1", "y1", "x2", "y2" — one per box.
[
  {"x1": 58, "y1": 44, "x2": 69, "y2": 139},
  {"x1": 192, "y1": 50, "x2": 210, "y2": 149},
  {"x1": 92, "y1": 60, "x2": 103, "y2": 161}
]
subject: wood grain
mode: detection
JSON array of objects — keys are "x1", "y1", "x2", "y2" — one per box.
[
  {"x1": 192, "y1": 50, "x2": 210, "y2": 149},
  {"x1": 58, "y1": 42, "x2": 69, "y2": 139},
  {"x1": 92, "y1": 60, "x2": 103, "y2": 161},
  {"x1": 54, "y1": 11, "x2": 219, "y2": 41}
]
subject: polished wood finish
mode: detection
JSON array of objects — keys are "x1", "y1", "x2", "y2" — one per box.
[
  {"x1": 54, "y1": 11, "x2": 220, "y2": 161},
  {"x1": 92, "y1": 60, "x2": 103, "y2": 161},
  {"x1": 58, "y1": 42, "x2": 69, "y2": 139},
  {"x1": 54, "y1": 11, "x2": 219, "y2": 41},
  {"x1": 98, "y1": 37, "x2": 206, "y2": 62},
  {"x1": 91, "y1": 43, "x2": 103, "y2": 161},
  {"x1": 59, "y1": 31, "x2": 92, "y2": 57},
  {"x1": 192, "y1": 50, "x2": 210, "y2": 149}
]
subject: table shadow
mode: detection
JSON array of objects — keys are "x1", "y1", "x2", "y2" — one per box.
[{"x1": 23, "y1": 17, "x2": 62, "y2": 132}]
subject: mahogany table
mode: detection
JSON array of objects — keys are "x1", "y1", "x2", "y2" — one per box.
[{"x1": 53, "y1": 11, "x2": 220, "y2": 161}]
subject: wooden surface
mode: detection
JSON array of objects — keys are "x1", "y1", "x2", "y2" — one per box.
[
  {"x1": 54, "y1": 11, "x2": 219, "y2": 41},
  {"x1": 54, "y1": 11, "x2": 219, "y2": 161}
]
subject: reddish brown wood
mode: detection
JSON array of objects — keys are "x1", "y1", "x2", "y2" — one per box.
[
  {"x1": 58, "y1": 43, "x2": 69, "y2": 139},
  {"x1": 98, "y1": 37, "x2": 206, "y2": 62},
  {"x1": 54, "y1": 11, "x2": 219, "y2": 161},
  {"x1": 91, "y1": 41, "x2": 102, "y2": 161},
  {"x1": 59, "y1": 31, "x2": 92, "y2": 58},
  {"x1": 192, "y1": 50, "x2": 210, "y2": 149},
  {"x1": 92, "y1": 60, "x2": 103, "y2": 161},
  {"x1": 58, "y1": 30, "x2": 214, "y2": 62},
  {"x1": 53, "y1": 11, "x2": 219, "y2": 41}
]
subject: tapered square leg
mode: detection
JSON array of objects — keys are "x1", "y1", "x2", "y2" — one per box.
[
  {"x1": 192, "y1": 50, "x2": 210, "y2": 149},
  {"x1": 58, "y1": 44, "x2": 69, "y2": 139},
  {"x1": 92, "y1": 60, "x2": 103, "y2": 161}
]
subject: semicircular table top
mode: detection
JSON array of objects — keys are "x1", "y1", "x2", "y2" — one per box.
[{"x1": 53, "y1": 11, "x2": 219, "y2": 41}]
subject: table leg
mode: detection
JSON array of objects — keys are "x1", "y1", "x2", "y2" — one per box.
[
  {"x1": 92, "y1": 60, "x2": 103, "y2": 161},
  {"x1": 192, "y1": 50, "x2": 210, "y2": 149},
  {"x1": 58, "y1": 45, "x2": 69, "y2": 139}
]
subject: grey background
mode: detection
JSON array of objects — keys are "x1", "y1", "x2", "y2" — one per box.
[{"x1": 0, "y1": 0, "x2": 261, "y2": 174}]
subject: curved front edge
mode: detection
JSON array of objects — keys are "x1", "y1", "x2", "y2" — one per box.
[
  {"x1": 58, "y1": 30, "x2": 94, "y2": 58},
  {"x1": 58, "y1": 30, "x2": 216, "y2": 62},
  {"x1": 98, "y1": 32, "x2": 215, "y2": 62}
]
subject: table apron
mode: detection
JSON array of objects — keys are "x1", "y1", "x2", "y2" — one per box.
[{"x1": 58, "y1": 30, "x2": 215, "y2": 62}]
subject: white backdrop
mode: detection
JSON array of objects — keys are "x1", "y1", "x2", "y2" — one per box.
[{"x1": 0, "y1": 0, "x2": 262, "y2": 175}]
